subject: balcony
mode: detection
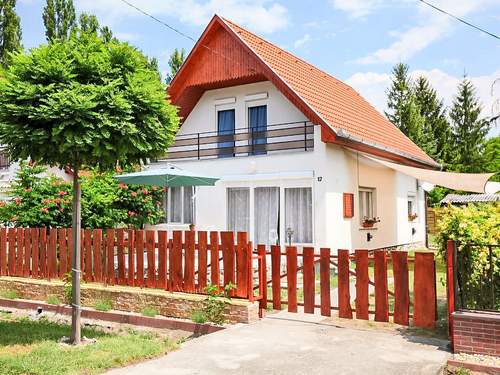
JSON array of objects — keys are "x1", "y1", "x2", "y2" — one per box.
[{"x1": 161, "y1": 121, "x2": 314, "y2": 161}]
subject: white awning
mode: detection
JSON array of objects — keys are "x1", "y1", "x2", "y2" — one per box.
[{"x1": 366, "y1": 156, "x2": 499, "y2": 194}]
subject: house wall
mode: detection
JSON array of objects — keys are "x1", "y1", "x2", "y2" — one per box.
[{"x1": 155, "y1": 81, "x2": 426, "y2": 250}]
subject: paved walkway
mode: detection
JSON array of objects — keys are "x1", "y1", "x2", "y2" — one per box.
[{"x1": 106, "y1": 311, "x2": 449, "y2": 375}]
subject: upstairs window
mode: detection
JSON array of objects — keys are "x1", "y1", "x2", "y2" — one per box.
[
  {"x1": 248, "y1": 105, "x2": 267, "y2": 155},
  {"x1": 217, "y1": 109, "x2": 235, "y2": 158}
]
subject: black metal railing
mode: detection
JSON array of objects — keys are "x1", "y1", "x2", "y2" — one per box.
[
  {"x1": 160, "y1": 121, "x2": 315, "y2": 161},
  {"x1": 454, "y1": 243, "x2": 499, "y2": 312},
  {"x1": 0, "y1": 149, "x2": 10, "y2": 169}
]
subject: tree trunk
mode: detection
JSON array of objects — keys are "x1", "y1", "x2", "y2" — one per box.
[{"x1": 70, "y1": 164, "x2": 81, "y2": 345}]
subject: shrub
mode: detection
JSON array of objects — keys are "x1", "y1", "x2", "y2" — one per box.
[
  {"x1": 93, "y1": 299, "x2": 113, "y2": 312},
  {"x1": 191, "y1": 283, "x2": 235, "y2": 325},
  {"x1": 141, "y1": 306, "x2": 158, "y2": 317},
  {"x1": 46, "y1": 295, "x2": 61, "y2": 305},
  {"x1": 0, "y1": 289, "x2": 18, "y2": 299},
  {"x1": 190, "y1": 310, "x2": 208, "y2": 324}
]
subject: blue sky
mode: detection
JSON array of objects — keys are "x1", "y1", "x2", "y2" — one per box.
[{"x1": 18, "y1": 0, "x2": 500, "y2": 135}]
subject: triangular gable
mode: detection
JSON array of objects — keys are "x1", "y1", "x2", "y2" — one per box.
[{"x1": 169, "y1": 15, "x2": 438, "y2": 169}]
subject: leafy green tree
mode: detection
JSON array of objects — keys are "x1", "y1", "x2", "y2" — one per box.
[
  {"x1": 165, "y1": 47, "x2": 185, "y2": 84},
  {"x1": 0, "y1": 30, "x2": 178, "y2": 344},
  {"x1": 43, "y1": 0, "x2": 76, "y2": 42},
  {"x1": 0, "y1": 0, "x2": 22, "y2": 67},
  {"x1": 449, "y1": 78, "x2": 490, "y2": 173},
  {"x1": 413, "y1": 76, "x2": 452, "y2": 166},
  {"x1": 481, "y1": 136, "x2": 500, "y2": 182},
  {"x1": 78, "y1": 12, "x2": 99, "y2": 34}
]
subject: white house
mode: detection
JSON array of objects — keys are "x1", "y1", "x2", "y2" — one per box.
[{"x1": 150, "y1": 15, "x2": 440, "y2": 251}]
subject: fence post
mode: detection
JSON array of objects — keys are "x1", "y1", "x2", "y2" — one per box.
[
  {"x1": 414, "y1": 251, "x2": 437, "y2": 329},
  {"x1": 257, "y1": 244, "x2": 267, "y2": 311},
  {"x1": 446, "y1": 240, "x2": 456, "y2": 348}
]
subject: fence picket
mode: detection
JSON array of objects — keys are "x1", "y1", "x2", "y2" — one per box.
[
  {"x1": 197, "y1": 231, "x2": 207, "y2": 292},
  {"x1": 170, "y1": 231, "x2": 183, "y2": 291},
  {"x1": 146, "y1": 230, "x2": 156, "y2": 288},
  {"x1": 286, "y1": 246, "x2": 298, "y2": 313},
  {"x1": 83, "y1": 229, "x2": 92, "y2": 281},
  {"x1": 39, "y1": 228, "x2": 47, "y2": 278},
  {"x1": 117, "y1": 229, "x2": 126, "y2": 285},
  {"x1": 374, "y1": 250, "x2": 389, "y2": 322},
  {"x1": 338, "y1": 249, "x2": 353, "y2": 318},
  {"x1": 67, "y1": 228, "x2": 73, "y2": 274},
  {"x1": 303, "y1": 247, "x2": 315, "y2": 314},
  {"x1": 320, "y1": 248, "x2": 331, "y2": 317},
  {"x1": 354, "y1": 249, "x2": 369, "y2": 320},
  {"x1": 220, "y1": 231, "x2": 235, "y2": 289},
  {"x1": 48, "y1": 228, "x2": 57, "y2": 279},
  {"x1": 106, "y1": 229, "x2": 115, "y2": 285},
  {"x1": 157, "y1": 231, "x2": 166, "y2": 289},
  {"x1": 184, "y1": 231, "x2": 195, "y2": 292},
  {"x1": 209, "y1": 232, "x2": 220, "y2": 288},
  {"x1": 16, "y1": 228, "x2": 24, "y2": 276},
  {"x1": 236, "y1": 232, "x2": 248, "y2": 298},
  {"x1": 127, "y1": 229, "x2": 135, "y2": 286},
  {"x1": 271, "y1": 245, "x2": 281, "y2": 310},
  {"x1": 31, "y1": 228, "x2": 39, "y2": 278},
  {"x1": 413, "y1": 252, "x2": 437, "y2": 329},
  {"x1": 24, "y1": 228, "x2": 32, "y2": 277},
  {"x1": 58, "y1": 228, "x2": 67, "y2": 278},
  {"x1": 93, "y1": 229, "x2": 102, "y2": 282},
  {"x1": 8, "y1": 228, "x2": 16, "y2": 276},
  {"x1": 257, "y1": 244, "x2": 267, "y2": 310},
  {"x1": 392, "y1": 251, "x2": 409, "y2": 325},
  {"x1": 135, "y1": 230, "x2": 144, "y2": 287},
  {"x1": 0, "y1": 228, "x2": 6, "y2": 276}
]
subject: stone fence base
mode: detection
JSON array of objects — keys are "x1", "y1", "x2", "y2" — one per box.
[
  {"x1": 452, "y1": 310, "x2": 500, "y2": 357},
  {"x1": 0, "y1": 276, "x2": 259, "y2": 324}
]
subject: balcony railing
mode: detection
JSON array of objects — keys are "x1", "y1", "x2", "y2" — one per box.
[{"x1": 161, "y1": 121, "x2": 315, "y2": 161}]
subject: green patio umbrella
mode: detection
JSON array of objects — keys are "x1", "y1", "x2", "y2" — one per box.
[{"x1": 114, "y1": 164, "x2": 219, "y2": 187}]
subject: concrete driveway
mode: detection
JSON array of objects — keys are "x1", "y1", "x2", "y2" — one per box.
[{"x1": 106, "y1": 311, "x2": 450, "y2": 375}]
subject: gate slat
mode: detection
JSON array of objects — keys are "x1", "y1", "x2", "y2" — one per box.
[
  {"x1": 0, "y1": 228, "x2": 6, "y2": 276},
  {"x1": 157, "y1": 230, "x2": 167, "y2": 289},
  {"x1": 146, "y1": 230, "x2": 156, "y2": 288},
  {"x1": 338, "y1": 249, "x2": 353, "y2": 318},
  {"x1": 93, "y1": 229, "x2": 102, "y2": 282},
  {"x1": 355, "y1": 249, "x2": 369, "y2": 320},
  {"x1": 7, "y1": 228, "x2": 16, "y2": 276},
  {"x1": 39, "y1": 228, "x2": 47, "y2": 278},
  {"x1": 16, "y1": 228, "x2": 24, "y2": 276},
  {"x1": 236, "y1": 232, "x2": 248, "y2": 298},
  {"x1": 135, "y1": 230, "x2": 144, "y2": 287},
  {"x1": 392, "y1": 251, "x2": 410, "y2": 325},
  {"x1": 58, "y1": 228, "x2": 67, "y2": 278},
  {"x1": 24, "y1": 228, "x2": 31, "y2": 277},
  {"x1": 127, "y1": 230, "x2": 135, "y2": 286},
  {"x1": 117, "y1": 229, "x2": 126, "y2": 284},
  {"x1": 257, "y1": 244, "x2": 267, "y2": 310},
  {"x1": 270, "y1": 245, "x2": 281, "y2": 310},
  {"x1": 170, "y1": 231, "x2": 183, "y2": 291},
  {"x1": 48, "y1": 228, "x2": 57, "y2": 279},
  {"x1": 413, "y1": 252, "x2": 437, "y2": 329},
  {"x1": 209, "y1": 232, "x2": 220, "y2": 287},
  {"x1": 303, "y1": 247, "x2": 315, "y2": 314},
  {"x1": 220, "y1": 231, "x2": 235, "y2": 289},
  {"x1": 106, "y1": 229, "x2": 115, "y2": 285},
  {"x1": 184, "y1": 230, "x2": 195, "y2": 292},
  {"x1": 31, "y1": 228, "x2": 39, "y2": 278},
  {"x1": 374, "y1": 250, "x2": 389, "y2": 322},
  {"x1": 286, "y1": 246, "x2": 298, "y2": 313},
  {"x1": 83, "y1": 229, "x2": 92, "y2": 281},
  {"x1": 197, "y1": 231, "x2": 208, "y2": 292},
  {"x1": 320, "y1": 248, "x2": 331, "y2": 317}
]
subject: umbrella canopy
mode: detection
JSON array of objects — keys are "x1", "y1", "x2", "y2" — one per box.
[{"x1": 114, "y1": 164, "x2": 219, "y2": 187}]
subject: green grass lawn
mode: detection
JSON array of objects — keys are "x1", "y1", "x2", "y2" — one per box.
[{"x1": 0, "y1": 313, "x2": 177, "y2": 375}]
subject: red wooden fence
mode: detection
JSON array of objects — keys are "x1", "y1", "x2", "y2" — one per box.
[
  {"x1": 0, "y1": 227, "x2": 256, "y2": 300},
  {"x1": 255, "y1": 247, "x2": 437, "y2": 329}
]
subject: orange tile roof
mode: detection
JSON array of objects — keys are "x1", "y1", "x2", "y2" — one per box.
[{"x1": 222, "y1": 18, "x2": 437, "y2": 167}]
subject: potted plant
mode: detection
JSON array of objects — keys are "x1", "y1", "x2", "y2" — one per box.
[
  {"x1": 408, "y1": 213, "x2": 418, "y2": 222},
  {"x1": 362, "y1": 216, "x2": 380, "y2": 228}
]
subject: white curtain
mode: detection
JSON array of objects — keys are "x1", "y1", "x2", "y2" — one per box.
[
  {"x1": 169, "y1": 186, "x2": 182, "y2": 222},
  {"x1": 227, "y1": 188, "x2": 250, "y2": 232},
  {"x1": 285, "y1": 187, "x2": 312, "y2": 243},
  {"x1": 254, "y1": 187, "x2": 279, "y2": 245},
  {"x1": 183, "y1": 186, "x2": 195, "y2": 224}
]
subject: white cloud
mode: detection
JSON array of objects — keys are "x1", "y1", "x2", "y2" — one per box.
[
  {"x1": 114, "y1": 32, "x2": 140, "y2": 42},
  {"x1": 330, "y1": 0, "x2": 384, "y2": 18},
  {"x1": 294, "y1": 34, "x2": 311, "y2": 49},
  {"x1": 76, "y1": 0, "x2": 289, "y2": 34},
  {"x1": 346, "y1": 68, "x2": 500, "y2": 136},
  {"x1": 355, "y1": 0, "x2": 496, "y2": 64}
]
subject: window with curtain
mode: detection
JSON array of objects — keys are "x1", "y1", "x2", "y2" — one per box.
[
  {"x1": 407, "y1": 194, "x2": 417, "y2": 221},
  {"x1": 359, "y1": 187, "x2": 376, "y2": 220},
  {"x1": 285, "y1": 187, "x2": 312, "y2": 243},
  {"x1": 165, "y1": 186, "x2": 195, "y2": 224},
  {"x1": 249, "y1": 105, "x2": 267, "y2": 155},
  {"x1": 254, "y1": 187, "x2": 279, "y2": 245},
  {"x1": 227, "y1": 188, "x2": 250, "y2": 233},
  {"x1": 217, "y1": 109, "x2": 235, "y2": 158}
]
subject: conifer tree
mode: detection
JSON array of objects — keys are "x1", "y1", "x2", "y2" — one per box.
[
  {"x1": 165, "y1": 48, "x2": 186, "y2": 84},
  {"x1": 0, "y1": 0, "x2": 22, "y2": 67},
  {"x1": 43, "y1": 0, "x2": 76, "y2": 42}
]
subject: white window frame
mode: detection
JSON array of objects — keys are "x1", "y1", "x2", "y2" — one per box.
[
  {"x1": 407, "y1": 194, "x2": 418, "y2": 222},
  {"x1": 284, "y1": 186, "x2": 314, "y2": 245},
  {"x1": 165, "y1": 186, "x2": 196, "y2": 224},
  {"x1": 358, "y1": 187, "x2": 377, "y2": 224}
]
